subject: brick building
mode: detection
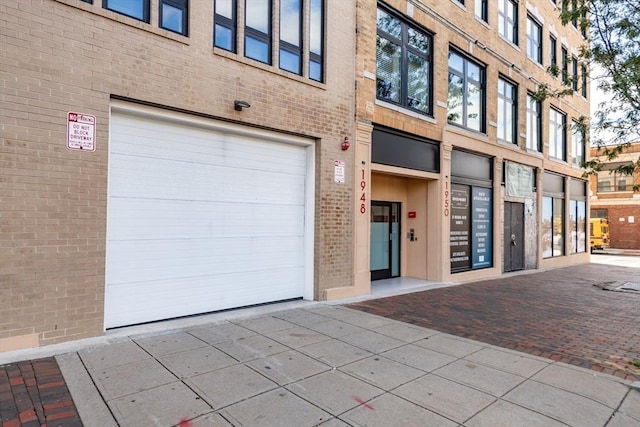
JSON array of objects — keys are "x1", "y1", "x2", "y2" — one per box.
[
  {"x1": 1, "y1": 0, "x2": 591, "y2": 352},
  {"x1": 589, "y1": 142, "x2": 640, "y2": 249},
  {"x1": 1, "y1": 0, "x2": 356, "y2": 351}
]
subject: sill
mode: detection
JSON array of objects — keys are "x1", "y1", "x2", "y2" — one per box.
[
  {"x1": 445, "y1": 123, "x2": 488, "y2": 140},
  {"x1": 497, "y1": 140, "x2": 521, "y2": 151},
  {"x1": 549, "y1": 157, "x2": 569, "y2": 165},
  {"x1": 375, "y1": 99, "x2": 436, "y2": 123},
  {"x1": 53, "y1": 0, "x2": 190, "y2": 45},
  {"x1": 450, "y1": 0, "x2": 467, "y2": 11},
  {"x1": 527, "y1": 57, "x2": 545, "y2": 70},
  {"x1": 213, "y1": 48, "x2": 326, "y2": 89},
  {"x1": 526, "y1": 148, "x2": 544, "y2": 157},
  {"x1": 498, "y1": 34, "x2": 520, "y2": 52},
  {"x1": 475, "y1": 16, "x2": 490, "y2": 29}
]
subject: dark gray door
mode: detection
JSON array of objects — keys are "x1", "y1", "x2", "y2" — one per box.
[{"x1": 504, "y1": 202, "x2": 525, "y2": 272}]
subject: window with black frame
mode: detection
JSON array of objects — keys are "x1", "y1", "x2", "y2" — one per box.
[
  {"x1": 448, "y1": 49, "x2": 485, "y2": 132},
  {"x1": 498, "y1": 77, "x2": 517, "y2": 145},
  {"x1": 542, "y1": 172, "x2": 565, "y2": 258},
  {"x1": 549, "y1": 107, "x2": 567, "y2": 161},
  {"x1": 498, "y1": 0, "x2": 518, "y2": 45},
  {"x1": 526, "y1": 93, "x2": 542, "y2": 152},
  {"x1": 160, "y1": 0, "x2": 188, "y2": 35},
  {"x1": 214, "y1": 0, "x2": 236, "y2": 51},
  {"x1": 104, "y1": 0, "x2": 150, "y2": 22},
  {"x1": 569, "y1": 180, "x2": 587, "y2": 253},
  {"x1": 376, "y1": 6, "x2": 433, "y2": 115},
  {"x1": 526, "y1": 15, "x2": 542, "y2": 64}
]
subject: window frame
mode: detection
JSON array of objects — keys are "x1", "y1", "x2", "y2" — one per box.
[
  {"x1": 571, "y1": 55, "x2": 578, "y2": 91},
  {"x1": 308, "y1": 0, "x2": 324, "y2": 82},
  {"x1": 549, "y1": 35, "x2": 557, "y2": 76},
  {"x1": 498, "y1": 0, "x2": 519, "y2": 46},
  {"x1": 542, "y1": 195, "x2": 565, "y2": 258},
  {"x1": 526, "y1": 15, "x2": 542, "y2": 64},
  {"x1": 549, "y1": 107, "x2": 567, "y2": 161},
  {"x1": 376, "y1": 5, "x2": 434, "y2": 116},
  {"x1": 214, "y1": 0, "x2": 237, "y2": 52},
  {"x1": 103, "y1": 0, "x2": 150, "y2": 22},
  {"x1": 526, "y1": 93, "x2": 542, "y2": 152},
  {"x1": 475, "y1": 0, "x2": 488, "y2": 22},
  {"x1": 571, "y1": 120, "x2": 585, "y2": 167},
  {"x1": 447, "y1": 48, "x2": 486, "y2": 133},
  {"x1": 561, "y1": 45, "x2": 569, "y2": 84},
  {"x1": 497, "y1": 77, "x2": 518, "y2": 145},
  {"x1": 569, "y1": 199, "x2": 587, "y2": 254},
  {"x1": 244, "y1": 0, "x2": 273, "y2": 65},
  {"x1": 279, "y1": 0, "x2": 303, "y2": 75},
  {"x1": 159, "y1": 0, "x2": 188, "y2": 35},
  {"x1": 581, "y1": 63, "x2": 588, "y2": 98}
]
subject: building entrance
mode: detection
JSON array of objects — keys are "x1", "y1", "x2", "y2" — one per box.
[{"x1": 370, "y1": 201, "x2": 400, "y2": 280}]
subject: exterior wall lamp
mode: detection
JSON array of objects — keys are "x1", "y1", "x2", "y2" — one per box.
[{"x1": 234, "y1": 100, "x2": 251, "y2": 111}]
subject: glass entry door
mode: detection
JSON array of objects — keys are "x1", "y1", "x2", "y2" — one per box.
[{"x1": 370, "y1": 201, "x2": 400, "y2": 280}]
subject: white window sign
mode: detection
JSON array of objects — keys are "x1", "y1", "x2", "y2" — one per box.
[{"x1": 67, "y1": 112, "x2": 96, "y2": 151}]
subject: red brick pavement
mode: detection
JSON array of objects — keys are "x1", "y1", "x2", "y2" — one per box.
[
  {"x1": 0, "y1": 357, "x2": 82, "y2": 427},
  {"x1": 348, "y1": 263, "x2": 640, "y2": 381}
]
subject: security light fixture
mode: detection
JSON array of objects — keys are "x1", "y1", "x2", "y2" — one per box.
[{"x1": 234, "y1": 100, "x2": 251, "y2": 111}]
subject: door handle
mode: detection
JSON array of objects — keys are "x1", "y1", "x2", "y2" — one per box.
[{"x1": 511, "y1": 234, "x2": 516, "y2": 246}]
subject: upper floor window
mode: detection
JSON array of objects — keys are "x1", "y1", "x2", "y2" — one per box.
[
  {"x1": 309, "y1": 0, "x2": 323, "y2": 82},
  {"x1": 475, "y1": 0, "x2": 488, "y2": 22},
  {"x1": 498, "y1": 77, "x2": 517, "y2": 144},
  {"x1": 104, "y1": 0, "x2": 150, "y2": 22},
  {"x1": 571, "y1": 121, "x2": 585, "y2": 167},
  {"x1": 448, "y1": 49, "x2": 485, "y2": 132},
  {"x1": 526, "y1": 15, "x2": 542, "y2": 64},
  {"x1": 160, "y1": 0, "x2": 188, "y2": 35},
  {"x1": 214, "y1": 0, "x2": 236, "y2": 52},
  {"x1": 498, "y1": 0, "x2": 518, "y2": 45},
  {"x1": 213, "y1": 0, "x2": 325, "y2": 81},
  {"x1": 245, "y1": 0, "x2": 272, "y2": 64},
  {"x1": 549, "y1": 35, "x2": 557, "y2": 75},
  {"x1": 571, "y1": 55, "x2": 578, "y2": 91},
  {"x1": 376, "y1": 6, "x2": 433, "y2": 115},
  {"x1": 561, "y1": 46, "x2": 569, "y2": 84},
  {"x1": 526, "y1": 93, "x2": 541, "y2": 152},
  {"x1": 279, "y1": 0, "x2": 302, "y2": 74},
  {"x1": 549, "y1": 107, "x2": 567, "y2": 161},
  {"x1": 581, "y1": 64, "x2": 588, "y2": 98}
]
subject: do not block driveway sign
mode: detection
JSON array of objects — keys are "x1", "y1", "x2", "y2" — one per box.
[{"x1": 67, "y1": 112, "x2": 96, "y2": 152}]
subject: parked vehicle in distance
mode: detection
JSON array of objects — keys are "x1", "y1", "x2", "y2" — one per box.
[{"x1": 590, "y1": 218, "x2": 610, "y2": 253}]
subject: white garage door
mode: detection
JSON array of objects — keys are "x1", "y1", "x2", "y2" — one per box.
[{"x1": 105, "y1": 104, "x2": 314, "y2": 328}]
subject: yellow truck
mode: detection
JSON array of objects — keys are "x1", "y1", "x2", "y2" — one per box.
[{"x1": 589, "y1": 218, "x2": 610, "y2": 253}]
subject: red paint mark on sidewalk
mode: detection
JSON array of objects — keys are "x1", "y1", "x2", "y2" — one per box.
[
  {"x1": 179, "y1": 418, "x2": 192, "y2": 427},
  {"x1": 352, "y1": 396, "x2": 374, "y2": 410}
]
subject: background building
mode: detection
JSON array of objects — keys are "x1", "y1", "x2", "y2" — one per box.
[
  {"x1": 1, "y1": 0, "x2": 356, "y2": 352},
  {"x1": 589, "y1": 142, "x2": 640, "y2": 249}
]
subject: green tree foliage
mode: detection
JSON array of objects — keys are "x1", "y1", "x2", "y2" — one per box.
[{"x1": 542, "y1": 0, "x2": 640, "y2": 190}]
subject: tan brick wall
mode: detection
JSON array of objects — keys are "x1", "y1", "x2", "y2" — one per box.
[{"x1": 0, "y1": 0, "x2": 356, "y2": 348}]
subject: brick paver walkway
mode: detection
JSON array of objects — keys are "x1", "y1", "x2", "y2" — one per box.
[
  {"x1": 348, "y1": 263, "x2": 640, "y2": 381},
  {"x1": 0, "y1": 357, "x2": 82, "y2": 427}
]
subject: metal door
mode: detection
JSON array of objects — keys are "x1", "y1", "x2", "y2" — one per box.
[{"x1": 504, "y1": 202, "x2": 525, "y2": 272}]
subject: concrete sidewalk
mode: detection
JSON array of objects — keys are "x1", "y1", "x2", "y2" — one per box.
[{"x1": 53, "y1": 305, "x2": 638, "y2": 427}]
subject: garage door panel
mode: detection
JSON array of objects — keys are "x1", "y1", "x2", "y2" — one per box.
[
  {"x1": 107, "y1": 199, "x2": 305, "y2": 240},
  {"x1": 106, "y1": 109, "x2": 312, "y2": 328},
  {"x1": 105, "y1": 266, "x2": 305, "y2": 328},
  {"x1": 106, "y1": 236, "x2": 305, "y2": 284},
  {"x1": 110, "y1": 120, "x2": 307, "y2": 175},
  {"x1": 109, "y1": 154, "x2": 305, "y2": 205}
]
